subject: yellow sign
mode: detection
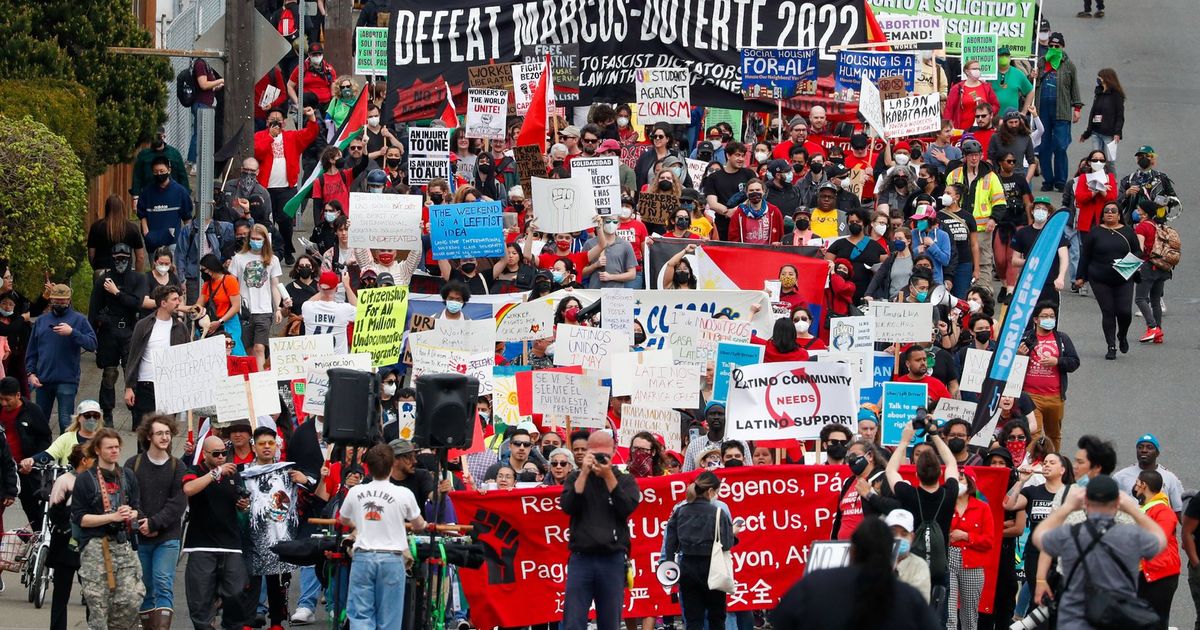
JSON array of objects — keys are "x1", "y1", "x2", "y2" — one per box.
[{"x1": 351, "y1": 286, "x2": 409, "y2": 367}]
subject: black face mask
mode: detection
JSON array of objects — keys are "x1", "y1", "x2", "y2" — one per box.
[
  {"x1": 460, "y1": 263, "x2": 477, "y2": 274},
  {"x1": 296, "y1": 267, "x2": 314, "y2": 279},
  {"x1": 847, "y1": 454, "x2": 868, "y2": 476},
  {"x1": 675, "y1": 217, "x2": 691, "y2": 230},
  {"x1": 154, "y1": 173, "x2": 170, "y2": 185},
  {"x1": 795, "y1": 218, "x2": 810, "y2": 231},
  {"x1": 478, "y1": 164, "x2": 493, "y2": 175},
  {"x1": 541, "y1": 445, "x2": 556, "y2": 460},
  {"x1": 847, "y1": 223, "x2": 863, "y2": 236},
  {"x1": 633, "y1": 330, "x2": 646, "y2": 345},
  {"x1": 1137, "y1": 156, "x2": 1152, "y2": 169},
  {"x1": 51, "y1": 304, "x2": 68, "y2": 317},
  {"x1": 511, "y1": 201, "x2": 525, "y2": 211},
  {"x1": 948, "y1": 437, "x2": 967, "y2": 454},
  {"x1": 747, "y1": 192, "x2": 764, "y2": 205},
  {"x1": 657, "y1": 180, "x2": 674, "y2": 192},
  {"x1": 113, "y1": 259, "x2": 130, "y2": 274},
  {"x1": 894, "y1": 178, "x2": 909, "y2": 189},
  {"x1": 826, "y1": 443, "x2": 847, "y2": 460},
  {"x1": 201, "y1": 271, "x2": 213, "y2": 283},
  {"x1": 974, "y1": 330, "x2": 991, "y2": 344},
  {"x1": 333, "y1": 158, "x2": 346, "y2": 170},
  {"x1": 724, "y1": 459, "x2": 744, "y2": 468},
  {"x1": 430, "y1": 193, "x2": 445, "y2": 204},
  {"x1": 675, "y1": 271, "x2": 691, "y2": 285},
  {"x1": 385, "y1": 158, "x2": 402, "y2": 169},
  {"x1": 916, "y1": 178, "x2": 929, "y2": 190},
  {"x1": 235, "y1": 237, "x2": 246, "y2": 250},
  {"x1": 517, "y1": 471, "x2": 538, "y2": 483}
]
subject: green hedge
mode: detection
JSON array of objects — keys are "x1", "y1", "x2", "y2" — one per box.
[{"x1": 0, "y1": 79, "x2": 97, "y2": 176}]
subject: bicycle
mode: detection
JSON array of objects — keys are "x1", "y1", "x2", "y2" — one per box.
[{"x1": 19, "y1": 462, "x2": 68, "y2": 608}]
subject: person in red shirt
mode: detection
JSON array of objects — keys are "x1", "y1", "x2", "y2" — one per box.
[
  {"x1": 771, "y1": 117, "x2": 827, "y2": 161},
  {"x1": 750, "y1": 317, "x2": 810, "y2": 363},
  {"x1": 964, "y1": 103, "x2": 998, "y2": 155},
  {"x1": 728, "y1": 179, "x2": 783, "y2": 244},
  {"x1": 311, "y1": 146, "x2": 353, "y2": 224},
  {"x1": 948, "y1": 470, "x2": 996, "y2": 630},
  {"x1": 842, "y1": 134, "x2": 876, "y2": 204},
  {"x1": 790, "y1": 304, "x2": 827, "y2": 351},
  {"x1": 287, "y1": 42, "x2": 337, "y2": 107},
  {"x1": 827, "y1": 258, "x2": 857, "y2": 318},
  {"x1": 1133, "y1": 469, "x2": 1181, "y2": 622},
  {"x1": 531, "y1": 232, "x2": 600, "y2": 283},
  {"x1": 945, "y1": 59, "x2": 1000, "y2": 131},
  {"x1": 893, "y1": 346, "x2": 951, "y2": 405}
]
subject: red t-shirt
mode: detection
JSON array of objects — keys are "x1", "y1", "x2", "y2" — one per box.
[
  {"x1": 616, "y1": 219, "x2": 649, "y2": 264},
  {"x1": 892, "y1": 373, "x2": 952, "y2": 405},
  {"x1": 289, "y1": 60, "x2": 334, "y2": 104},
  {"x1": 1023, "y1": 332, "x2": 1062, "y2": 395},
  {"x1": 953, "y1": 84, "x2": 992, "y2": 130},
  {"x1": 843, "y1": 153, "x2": 875, "y2": 201},
  {"x1": 536, "y1": 251, "x2": 591, "y2": 277},
  {"x1": 837, "y1": 483, "x2": 865, "y2": 540},
  {"x1": 750, "y1": 335, "x2": 811, "y2": 363},
  {"x1": 0, "y1": 406, "x2": 22, "y2": 461}
]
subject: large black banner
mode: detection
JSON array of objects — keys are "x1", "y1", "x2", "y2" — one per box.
[{"x1": 385, "y1": 0, "x2": 873, "y2": 122}]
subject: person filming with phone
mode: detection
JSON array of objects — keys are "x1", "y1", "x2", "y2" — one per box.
[{"x1": 560, "y1": 430, "x2": 642, "y2": 630}]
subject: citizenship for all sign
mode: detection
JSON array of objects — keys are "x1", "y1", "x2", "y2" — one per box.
[{"x1": 726, "y1": 361, "x2": 856, "y2": 441}]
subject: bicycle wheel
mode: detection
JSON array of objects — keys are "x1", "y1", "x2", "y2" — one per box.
[
  {"x1": 21, "y1": 545, "x2": 34, "y2": 603},
  {"x1": 30, "y1": 546, "x2": 49, "y2": 609}
]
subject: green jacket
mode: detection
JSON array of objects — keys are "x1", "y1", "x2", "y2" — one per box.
[
  {"x1": 1034, "y1": 53, "x2": 1083, "y2": 122},
  {"x1": 131, "y1": 146, "x2": 190, "y2": 195}
]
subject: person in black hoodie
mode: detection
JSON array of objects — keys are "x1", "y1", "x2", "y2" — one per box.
[
  {"x1": 560, "y1": 430, "x2": 641, "y2": 630},
  {"x1": 1, "y1": 376, "x2": 51, "y2": 527},
  {"x1": 663, "y1": 471, "x2": 735, "y2": 630},
  {"x1": 1080, "y1": 68, "x2": 1125, "y2": 155}
]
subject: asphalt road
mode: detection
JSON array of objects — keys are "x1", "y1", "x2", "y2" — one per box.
[{"x1": 0, "y1": 1, "x2": 1196, "y2": 627}]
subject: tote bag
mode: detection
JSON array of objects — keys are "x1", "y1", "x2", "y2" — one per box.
[{"x1": 707, "y1": 509, "x2": 735, "y2": 593}]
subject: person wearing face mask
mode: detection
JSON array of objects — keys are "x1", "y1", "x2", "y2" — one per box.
[
  {"x1": 1131, "y1": 470, "x2": 1181, "y2": 626},
  {"x1": 831, "y1": 440, "x2": 896, "y2": 540},
  {"x1": 1074, "y1": 202, "x2": 1141, "y2": 359},
  {"x1": 946, "y1": 60, "x2": 1000, "y2": 131},
  {"x1": 286, "y1": 42, "x2": 336, "y2": 107},
  {"x1": 886, "y1": 510, "x2": 933, "y2": 604},
  {"x1": 935, "y1": 184, "x2": 980, "y2": 298},
  {"x1": 302, "y1": 271, "x2": 357, "y2": 353},
  {"x1": 661, "y1": 244, "x2": 698, "y2": 290},
  {"x1": 131, "y1": 127, "x2": 189, "y2": 205},
  {"x1": 866, "y1": 227, "x2": 916, "y2": 302},
  {"x1": 874, "y1": 162, "x2": 917, "y2": 216},
  {"x1": 0, "y1": 376, "x2": 47, "y2": 530},
  {"x1": 1012, "y1": 197, "x2": 1070, "y2": 305},
  {"x1": 309, "y1": 200, "x2": 344, "y2": 255},
  {"x1": 229, "y1": 224, "x2": 288, "y2": 369},
  {"x1": 582, "y1": 214, "x2": 639, "y2": 288},
  {"x1": 326, "y1": 76, "x2": 359, "y2": 127},
  {"x1": 661, "y1": 469, "x2": 736, "y2": 630},
  {"x1": 682, "y1": 403, "x2": 748, "y2": 473},
  {"x1": 906, "y1": 204, "x2": 952, "y2": 286},
  {"x1": 614, "y1": 104, "x2": 638, "y2": 144},
  {"x1": 728, "y1": 178, "x2": 784, "y2": 245},
  {"x1": 1118, "y1": 146, "x2": 1179, "y2": 226},
  {"x1": 945, "y1": 138, "x2": 1006, "y2": 291},
  {"x1": 763, "y1": 159, "x2": 803, "y2": 216},
  {"x1": 1080, "y1": 68, "x2": 1125, "y2": 156},
  {"x1": 1034, "y1": 32, "x2": 1083, "y2": 193},
  {"x1": 826, "y1": 208, "x2": 887, "y2": 302},
  {"x1": 436, "y1": 281, "x2": 472, "y2": 320},
  {"x1": 702, "y1": 141, "x2": 757, "y2": 240},
  {"x1": 613, "y1": 195, "x2": 651, "y2": 281},
  {"x1": 136, "y1": 155, "x2": 196, "y2": 253},
  {"x1": 946, "y1": 470, "x2": 995, "y2": 630},
  {"x1": 988, "y1": 109, "x2": 1038, "y2": 183},
  {"x1": 990, "y1": 47, "x2": 1035, "y2": 119},
  {"x1": 26, "y1": 284, "x2": 97, "y2": 433},
  {"x1": 253, "y1": 105, "x2": 319, "y2": 265},
  {"x1": 89, "y1": 244, "x2": 150, "y2": 428},
  {"x1": 1014, "y1": 302, "x2": 1079, "y2": 452},
  {"x1": 311, "y1": 146, "x2": 354, "y2": 225}
]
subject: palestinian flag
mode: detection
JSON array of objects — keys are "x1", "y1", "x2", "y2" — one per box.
[{"x1": 282, "y1": 85, "x2": 372, "y2": 217}]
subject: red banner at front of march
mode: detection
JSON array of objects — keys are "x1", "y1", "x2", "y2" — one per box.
[{"x1": 449, "y1": 465, "x2": 1010, "y2": 628}]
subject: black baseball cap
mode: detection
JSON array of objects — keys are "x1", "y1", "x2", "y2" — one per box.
[{"x1": 1085, "y1": 474, "x2": 1119, "y2": 503}]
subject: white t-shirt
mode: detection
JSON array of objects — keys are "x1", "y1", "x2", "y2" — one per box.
[
  {"x1": 302, "y1": 300, "x2": 357, "y2": 353},
  {"x1": 267, "y1": 135, "x2": 288, "y2": 188},
  {"x1": 229, "y1": 252, "x2": 282, "y2": 314},
  {"x1": 341, "y1": 479, "x2": 420, "y2": 552},
  {"x1": 137, "y1": 317, "x2": 174, "y2": 382}
]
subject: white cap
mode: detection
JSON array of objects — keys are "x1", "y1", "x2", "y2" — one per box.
[
  {"x1": 884, "y1": 509, "x2": 914, "y2": 533},
  {"x1": 516, "y1": 420, "x2": 539, "y2": 435}
]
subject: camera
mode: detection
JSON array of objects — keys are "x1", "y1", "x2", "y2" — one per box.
[
  {"x1": 1010, "y1": 604, "x2": 1053, "y2": 629},
  {"x1": 910, "y1": 409, "x2": 937, "y2": 435},
  {"x1": 593, "y1": 453, "x2": 610, "y2": 465}
]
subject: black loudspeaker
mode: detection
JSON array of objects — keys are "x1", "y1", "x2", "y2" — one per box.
[
  {"x1": 413, "y1": 373, "x2": 480, "y2": 449},
  {"x1": 323, "y1": 368, "x2": 378, "y2": 445}
]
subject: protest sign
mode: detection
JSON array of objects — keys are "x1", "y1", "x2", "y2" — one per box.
[
  {"x1": 858, "y1": 76, "x2": 885, "y2": 136},
  {"x1": 868, "y1": 302, "x2": 934, "y2": 343},
  {"x1": 868, "y1": 0, "x2": 1037, "y2": 57},
  {"x1": 877, "y1": 74, "x2": 908, "y2": 99},
  {"x1": 530, "y1": 370, "x2": 608, "y2": 422},
  {"x1": 492, "y1": 368, "x2": 529, "y2": 427},
  {"x1": 828, "y1": 316, "x2": 873, "y2": 352},
  {"x1": 665, "y1": 308, "x2": 702, "y2": 365},
  {"x1": 884, "y1": 93, "x2": 941, "y2": 138},
  {"x1": 835, "y1": 51, "x2": 916, "y2": 101},
  {"x1": 637, "y1": 192, "x2": 680, "y2": 225},
  {"x1": 150, "y1": 336, "x2": 227, "y2": 414},
  {"x1": 726, "y1": 361, "x2": 856, "y2": 441},
  {"x1": 620, "y1": 143, "x2": 650, "y2": 170},
  {"x1": 635, "y1": 67, "x2": 690, "y2": 125},
  {"x1": 465, "y1": 89, "x2": 509, "y2": 140},
  {"x1": 400, "y1": 312, "x2": 437, "y2": 366},
  {"x1": 354, "y1": 27, "x2": 388, "y2": 75},
  {"x1": 962, "y1": 33, "x2": 998, "y2": 80},
  {"x1": 347, "y1": 193, "x2": 423, "y2": 250},
  {"x1": 468, "y1": 62, "x2": 516, "y2": 115},
  {"x1": 512, "y1": 145, "x2": 545, "y2": 194},
  {"x1": 530, "y1": 175, "x2": 596, "y2": 233},
  {"x1": 739, "y1": 48, "x2": 818, "y2": 99},
  {"x1": 631, "y1": 364, "x2": 702, "y2": 410},
  {"x1": 620, "y1": 405, "x2": 682, "y2": 451},
  {"x1": 408, "y1": 158, "x2": 451, "y2": 186},
  {"x1": 1001, "y1": 355, "x2": 1029, "y2": 398},
  {"x1": 873, "y1": 12, "x2": 945, "y2": 51},
  {"x1": 301, "y1": 353, "x2": 372, "y2": 416},
  {"x1": 934, "y1": 398, "x2": 983, "y2": 438},
  {"x1": 881, "y1": 381, "x2": 927, "y2": 445},
  {"x1": 408, "y1": 127, "x2": 452, "y2": 158},
  {"x1": 609, "y1": 350, "x2": 674, "y2": 397},
  {"x1": 429, "y1": 201, "x2": 506, "y2": 260},
  {"x1": 553, "y1": 324, "x2": 626, "y2": 373},
  {"x1": 410, "y1": 342, "x2": 468, "y2": 379},
  {"x1": 512, "y1": 61, "x2": 546, "y2": 115},
  {"x1": 959, "y1": 348, "x2": 991, "y2": 393},
  {"x1": 861, "y1": 351, "x2": 895, "y2": 405},
  {"x1": 494, "y1": 298, "x2": 555, "y2": 342},
  {"x1": 568, "y1": 156, "x2": 622, "y2": 216},
  {"x1": 601, "y1": 288, "x2": 636, "y2": 342},
  {"x1": 522, "y1": 43, "x2": 580, "y2": 102},
  {"x1": 697, "y1": 317, "x2": 754, "y2": 362},
  {"x1": 412, "y1": 318, "x2": 495, "y2": 355},
  {"x1": 269, "y1": 335, "x2": 334, "y2": 380},
  {"x1": 712, "y1": 342, "x2": 764, "y2": 403},
  {"x1": 351, "y1": 286, "x2": 410, "y2": 367},
  {"x1": 686, "y1": 158, "x2": 708, "y2": 187},
  {"x1": 452, "y1": 352, "x2": 496, "y2": 397},
  {"x1": 816, "y1": 351, "x2": 870, "y2": 399},
  {"x1": 214, "y1": 371, "x2": 284, "y2": 423}
]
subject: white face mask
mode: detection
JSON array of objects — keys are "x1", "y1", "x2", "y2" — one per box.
[
  {"x1": 155, "y1": 264, "x2": 171, "y2": 275},
  {"x1": 602, "y1": 222, "x2": 619, "y2": 235},
  {"x1": 966, "y1": 68, "x2": 981, "y2": 80},
  {"x1": 968, "y1": 299, "x2": 982, "y2": 313},
  {"x1": 618, "y1": 206, "x2": 632, "y2": 219},
  {"x1": 940, "y1": 193, "x2": 954, "y2": 206},
  {"x1": 958, "y1": 482, "x2": 969, "y2": 496},
  {"x1": 616, "y1": 116, "x2": 629, "y2": 128},
  {"x1": 324, "y1": 211, "x2": 340, "y2": 223},
  {"x1": 754, "y1": 151, "x2": 770, "y2": 163},
  {"x1": 310, "y1": 55, "x2": 323, "y2": 65},
  {"x1": 367, "y1": 116, "x2": 381, "y2": 127},
  {"x1": 1033, "y1": 208, "x2": 1049, "y2": 223},
  {"x1": 894, "y1": 153, "x2": 910, "y2": 166},
  {"x1": 1090, "y1": 160, "x2": 1106, "y2": 173},
  {"x1": 382, "y1": 383, "x2": 397, "y2": 397},
  {"x1": 873, "y1": 223, "x2": 887, "y2": 236},
  {"x1": 783, "y1": 171, "x2": 794, "y2": 184}
]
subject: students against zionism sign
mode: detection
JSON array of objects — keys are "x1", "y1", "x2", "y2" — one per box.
[
  {"x1": 383, "y1": 0, "x2": 872, "y2": 121},
  {"x1": 465, "y1": 88, "x2": 508, "y2": 140},
  {"x1": 635, "y1": 67, "x2": 691, "y2": 125},
  {"x1": 867, "y1": 0, "x2": 1038, "y2": 57},
  {"x1": 347, "y1": 193, "x2": 423, "y2": 250},
  {"x1": 739, "y1": 48, "x2": 819, "y2": 99},
  {"x1": 725, "y1": 361, "x2": 857, "y2": 441},
  {"x1": 872, "y1": 12, "x2": 945, "y2": 51},
  {"x1": 884, "y1": 93, "x2": 941, "y2": 138}
]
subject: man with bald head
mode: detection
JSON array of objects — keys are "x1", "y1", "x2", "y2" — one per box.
[
  {"x1": 182, "y1": 435, "x2": 250, "y2": 630},
  {"x1": 223, "y1": 157, "x2": 274, "y2": 224},
  {"x1": 560, "y1": 430, "x2": 642, "y2": 630}
]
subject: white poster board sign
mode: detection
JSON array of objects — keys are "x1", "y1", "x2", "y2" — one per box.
[
  {"x1": 347, "y1": 193, "x2": 423, "y2": 250},
  {"x1": 868, "y1": 302, "x2": 934, "y2": 343},
  {"x1": 150, "y1": 336, "x2": 228, "y2": 414},
  {"x1": 465, "y1": 88, "x2": 508, "y2": 141},
  {"x1": 635, "y1": 67, "x2": 691, "y2": 125},
  {"x1": 725, "y1": 361, "x2": 857, "y2": 441},
  {"x1": 270, "y1": 335, "x2": 335, "y2": 380},
  {"x1": 568, "y1": 156, "x2": 622, "y2": 216},
  {"x1": 530, "y1": 175, "x2": 597, "y2": 233},
  {"x1": 302, "y1": 353, "x2": 373, "y2": 416}
]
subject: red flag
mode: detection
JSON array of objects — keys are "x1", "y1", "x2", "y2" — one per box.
[
  {"x1": 439, "y1": 80, "x2": 458, "y2": 128},
  {"x1": 516, "y1": 54, "x2": 552, "y2": 152}
]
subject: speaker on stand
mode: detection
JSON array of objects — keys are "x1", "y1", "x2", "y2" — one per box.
[{"x1": 322, "y1": 367, "x2": 379, "y2": 446}]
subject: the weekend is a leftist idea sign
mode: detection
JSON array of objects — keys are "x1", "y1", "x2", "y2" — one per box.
[{"x1": 725, "y1": 361, "x2": 857, "y2": 441}]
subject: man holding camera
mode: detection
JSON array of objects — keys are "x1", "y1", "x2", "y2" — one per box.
[
  {"x1": 560, "y1": 430, "x2": 642, "y2": 630},
  {"x1": 71, "y1": 428, "x2": 145, "y2": 629}
]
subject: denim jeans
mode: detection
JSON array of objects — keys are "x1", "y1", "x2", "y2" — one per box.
[
  {"x1": 347, "y1": 551, "x2": 407, "y2": 630},
  {"x1": 138, "y1": 538, "x2": 180, "y2": 611},
  {"x1": 1091, "y1": 132, "x2": 1114, "y2": 157},
  {"x1": 34, "y1": 381, "x2": 78, "y2": 432},
  {"x1": 1064, "y1": 226, "x2": 1081, "y2": 282},
  {"x1": 297, "y1": 565, "x2": 322, "y2": 610},
  {"x1": 562, "y1": 551, "x2": 626, "y2": 630},
  {"x1": 1037, "y1": 119, "x2": 1072, "y2": 187},
  {"x1": 188, "y1": 102, "x2": 213, "y2": 163}
]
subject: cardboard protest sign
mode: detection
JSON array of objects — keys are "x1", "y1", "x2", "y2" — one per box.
[
  {"x1": 828, "y1": 316, "x2": 873, "y2": 352},
  {"x1": 631, "y1": 364, "x2": 702, "y2": 410},
  {"x1": 868, "y1": 302, "x2": 934, "y2": 343},
  {"x1": 620, "y1": 405, "x2": 682, "y2": 451},
  {"x1": 696, "y1": 316, "x2": 753, "y2": 362},
  {"x1": 150, "y1": 336, "x2": 228, "y2": 414},
  {"x1": 739, "y1": 48, "x2": 818, "y2": 99},
  {"x1": 408, "y1": 158, "x2": 451, "y2": 186},
  {"x1": 302, "y1": 353, "x2": 373, "y2": 416},
  {"x1": 354, "y1": 27, "x2": 389, "y2": 75},
  {"x1": 269, "y1": 335, "x2": 334, "y2": 380},
  {"x1": 530, "y1": 175, "x2": 596, "y2": 233},
  {"x1": 869, "y1": 0, "x2": 1037, "y2": 57},
  {"x1": 933, "y1": 398, "x2": 983, "y2": 440},
  {"x1": 635, "y1": 67, "x2": 690, "y2": 125},
  {"x1": 835, "y1": 51, "x2": 916, "y2": 101},
  {"x1": 609, "y1": 350, "x2": 674, "y2": 397},
  {"x1": 881, "y1": 381, "x2": 927, "y2": 445},
  {"x1": 428, "y1": 201, "x2": 506, "y2": 260},
  {"x1": 858, "y1": 76, "x2": 885, "y2": 136},
  {"x1": 468, "y1": 62, "x2": 516, "y2": 114},
  {"x1": 347, "y1": 193, "x2": 423, "y2": 250},
  {"x1": 494, "y1": 298, "x2": 555, "y2": 342},
  {"x1": 959, "y1": 348, "x2": 991, "y2": 393},
  {"x1": 873, "y1": 12, "x2": 945, "y2": 51},
  {"x1": 601, "y1": 288, "x2": 636, "y2": 343},
  {"x1": 512, "y1": 145, "x2": 545, "y2": 194},
  {"x1": 877, "y1": 75, "x2": 908, "y2": 99},
  {"x1": 712, "y1": 342, "x2": 764, "y2": 403},
  {"x1": 637, "y1": 192, "x2": 680, "y2": 225},
  {"x1": 884, "y1": 93, "x2": 942, "y2": 138},
  {"x1": 553, "y1": 324, "x2": 626, "y2": 373},
  {"x1": 962, "y1": 33, "x2": 998, "y2": 80},
  {"x1": 568, "y1": 156, "x2": 622, "y2": 215},
  {"x1": 465, "y1": 89, "x2": 508, "y2": 140},
  {"x1": 725, "y1": 361, "x2": 857, "y2": 441},
  {"x1": 522, "y1": 43, "x2": 580, "y2": 102},
  {"x1": 351, "y1": 286, "x2": 410, "y2": 367},
  {"x1": 530, "y1": 370, "x2": 608, "y2": 422}
]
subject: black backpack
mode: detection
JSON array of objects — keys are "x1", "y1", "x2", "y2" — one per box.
[
  {"x1": 176, "y1": 59, "x2": 198, "y2": 107},
  {"x1": 1066, "y1": 520, "x2": 1160, "y2": 630},
  {"x1": 910, "y1": 490, "x2": 948, "y2": 578}
]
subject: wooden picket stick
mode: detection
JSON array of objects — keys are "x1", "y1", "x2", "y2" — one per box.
[{"x1": 244, "y1": 378, "x2": 259, "y2": 430}]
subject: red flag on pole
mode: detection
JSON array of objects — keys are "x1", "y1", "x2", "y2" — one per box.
[
  {"x1": 516, "y1": 54, "x2": 552, "y2": 152},
  {"x1": 439, "y1": 80, "x2": 458, "y2": 128}
]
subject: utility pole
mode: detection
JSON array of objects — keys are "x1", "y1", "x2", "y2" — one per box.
[
  {"x1": 325, "y1": 0, "x2": 353, "y2": 81},
  {"x1": 224, "y1": 0, "x2": 256, "y2": 159}
]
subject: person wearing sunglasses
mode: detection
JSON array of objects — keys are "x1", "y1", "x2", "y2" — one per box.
[
  {"x1": 484, "y1": 428, "x2": 535, "y2": 482},
  {"x1": 541, "y1": 448, "x2": 578, "y2": 487},
  {"x1": 634, "y1": 122, "x2": 682, "y2": 192},
  {"x1": 1034, "y1": 32, "x2": 1083, "y2": 193},
  {"x1": 182, "y1": 434, "x2": 249, "y2": 630}
]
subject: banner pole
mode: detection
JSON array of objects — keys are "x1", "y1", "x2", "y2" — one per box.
[{"x1": 244, "y1": 378, "x2": 259, "y2": 430}]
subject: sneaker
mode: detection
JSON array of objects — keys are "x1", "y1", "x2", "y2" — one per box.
[
  {"x1": 1140, "y1": 327, "x2": 1159, "y2": 343},
  {"x1": 1105, "y1": 346, "x2": 1117, "y2": 360},
  {"x1": 457, "y1": 621, "x2": 472, "y2": 630},
  {"x1": 1161, "y1": 298, "x2": 1166, "y2": 313},
  {"x1": 291, "y1": 608, "x2": 316, "y2": 625},
  {"x1": 1076, "y1": 10, "x2": 1092, "y2": 17},
  {"x1": 1154, "y1": 329, "x2": 1165, "y2": 344},
  {"x1": 1135, "y1": 309, "x2": 1143, "y2": 317},
  {"x1": 1119, "y1": 336, "x2": 1130, "y2": 354},
  {"x1": 1040, "y1": 182, "x2": 1055, "y2": 192},
  {"x1": 1054, "y1": 182, "x2": 1065, "y2": 192},
  {"x1": 1095, "y1": 10, "x2": 1105, "y2": 17},
  {"x1": 1080, "y1": 284, "x2": 1090, "y2": 297}
]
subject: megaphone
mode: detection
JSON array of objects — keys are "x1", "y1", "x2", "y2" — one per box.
[{"x1": 655, "y1": 560, "x2": 680, "y2": 588}]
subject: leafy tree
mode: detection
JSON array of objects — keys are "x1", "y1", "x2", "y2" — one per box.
[
  {"x1": 0, "y1": 80, "x2": 98, "y2": 175},
  {"x1": 0, "y1": 115, "x2": 87, "y2": 297}
]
